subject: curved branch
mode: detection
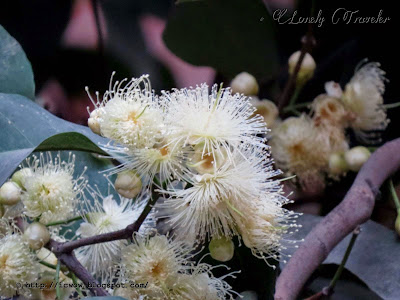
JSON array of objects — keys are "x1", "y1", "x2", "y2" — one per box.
[
  {"x1": 46, "y1": 193, "x2": 158, "y2": 296},
  {"x1": 275, "y1": 138, "x2": 400, "y2": 300}
]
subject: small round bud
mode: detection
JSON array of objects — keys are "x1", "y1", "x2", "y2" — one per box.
[
  {"x1": 344, "y1": 146, "x2": 371, "y2": 172},
  {"x1": 230, "y1": 72, "x2": 259, "y2": 96},
  {"x1": 288, "y1": 51, "x2": 316, "y2": 85},
  {"x1": 115, "y1": 170, "x2": 142, "y2": 198},
  {"x1": 324, "y1": 81, "x2": 343, "y2": 99},
  {"x1": 0, "y1": 204, "x2": 4, "y2": 218},
  {"x1": 250, "y1": 97, "x2": 278, "y2": 127},
  {"x1": 328, "y1": 152, "x2": 348, "y2": 175},
  {"x1": 24, "y1": 222, "x2": 51, "y2": 250},
  {"x1": 88, "y1": 109, "x2": 102, "y2": 135},
  {"x1": 0, "y1": 181, "x2": 22, "y2": 205},
  {"x1": 11, "y1": 168, "x2": 33, "y2": 189},
  {"x1": 208, "y1": 236, "x2": 234, "y2": 262}
]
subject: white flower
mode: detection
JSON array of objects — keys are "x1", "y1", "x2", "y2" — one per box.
[
  {"x1": 160, "y1": 145, "x2": 284, "y2": 246},
  {"x1": 119, "y1": 234, "x2": 238, "y2": 299},
  {"x1": 75, "y1": 190, "x2": 149, "y2": 280},
  {"x1": 0, "y1": 223, "x2": 39, "y2": 299},
  {"x1": 161, "y1": 84, "x2": 267, "y2": 160},
  {"x1": 105, "y1": 135, "x2": 191, "y2": 190},
  {"x1": 87, "y1": 74, "x2": 164, "y2": 149},
  {"x1": 311, "y1": 95, "x2": 350, "y2": 157},
  {"x1": 312, "y1": 94, "x2": 349, "y2": 128},
  {"x1": 270, "y1": 116, "x2": 328, "y2": 183},
  {"x1": 235, "y1": 195, "x2": 300, "y2": 267},
  {"x1": 20, "y1": 152, "x2": 86, "y2": 224},
  {"x1": 342, "y1": 62, "x2": 389, "y2": 142}
]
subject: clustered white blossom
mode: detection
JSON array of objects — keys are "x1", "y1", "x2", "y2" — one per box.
[
  {"x1": 87, "y1": 74, "x2": 300, "y2": 266},
  {"x1": 270, "y1": 61, "x2": 389, "y2": 191},
  {"x1": 1, "y1": 73, "x2": 300, "y2": 299},
  {"x1": 115, "y1": 234, "x2": 239, "y2": 299}
]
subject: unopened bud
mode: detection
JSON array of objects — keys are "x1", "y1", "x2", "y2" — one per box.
[
  {"x1": 344, "y1": 146, "x2": 371, "y2": 172},
  {"x1": 115, "y1": 170, "x2": 142, "y2": 198},
  {"x1": 24, "y1": 222, "x2": 51, "y2": 250},
  {"x1": 328, "y1": 152, "x2": 348, "y2": 175},
  {"x1": 0, "y1": 181, "x2": 22, "y2": 205},
  {"x1": 88, "y1": 109, "x2": 102, "y2": 135},
  {"x1": 11, "y1": 168, "x2": 33, "y2": 189},
  {"x1": 209, "y1": 236, "x2": 234, "y2": 262},
  {"x1": 250, "y1": 98, "x2": 278, "y2": 127},
  {"x1": 324, "y1": 81, "x2": 343, "y2": 99},
  {"x1": 230, "y1": 72, "x2": 259, "y2": 96},
  {"x1": 288, "y1": 51, "x2": 316, "y2": 85}
]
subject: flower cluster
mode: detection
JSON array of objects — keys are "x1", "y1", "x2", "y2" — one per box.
[
  {"x1": 115, "y1": 234, "x2": 238, "y2": 299},
  {"x1": 0, "y1": 221, "x2": 40, "y2": 299},
  {"x1": 87, "y1": 75, "x2": 299, "y2": 265},
  {"x1": 1, "y1": 73, "x2": 299, "y2": 299},
  {"x1": 270, "y1": 61, "x2": 389, "y2": 191}
]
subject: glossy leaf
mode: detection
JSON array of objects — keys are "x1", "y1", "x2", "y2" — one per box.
[
  {"x1": 0, "y1": 92, "x2": 110, "y2": 185},
  {"x1": 0, "y1": 25, "x2": 35, "y2": 99}
]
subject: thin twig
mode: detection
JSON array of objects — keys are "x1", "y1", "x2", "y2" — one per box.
[
  {"x1": 46, "y1": 215, "x2": 83, "y2": 227},
  {"x1": 55, "y1": 260, "x2": 61, "y2": 299},
  {"x1": 278, "y1": 32, "x2": 316, "y2": 115},
  {"x1": 305, "y1": 226, "x2": 361, "y2": 300},
  {"x1": 389, "y1": 179, "x2": 400, "y2": 210},
  {"x1": 275, "y1": 137, "x2": 400, "y2": 300},
  {"x1": 45, "y1": 192, "x2": 159, "y2": 296}
]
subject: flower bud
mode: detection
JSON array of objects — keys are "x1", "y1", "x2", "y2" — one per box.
[
  {"x1": 324, "y1": 81, "x2": 343, "y2": 99},
  {"x1": 288, "y1": 51, "x2": 316, "y2": 85},
  {"x1": 0, "y1": 181, "x2": 22, "y2": 205},
  {"x1": 88, "y1": 108, "x2": 102, "y2": 135},
  {"x1": 230, "y1": 72, "x2": 259, "y2": 96},
  {"x1": 24, "y1": 222, "x2": 51, "y2": 250},
  {"x1": 344, "y1": 146, "x2": 371, "y2": 172},
  {"x1": 208, "y1": 236, "x2": 234, "y2": 262},
  {"x1": 250, "y1": 97, "x2": 278, "y2": 128},
  {"x1": 11, "y1": 168, "x2": 33, "y2": 189},
  {"x1": 328, "y1": 152, "x2": 348, "y2": 175},
  {"x1": 115, "y1": 170, "x2": 142, "y2": 198}
]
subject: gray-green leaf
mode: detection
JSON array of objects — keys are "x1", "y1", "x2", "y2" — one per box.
[
  {"x1": 0, "y1": 92, "x2": 109, "y2": 185},
  {"x1": 0, "y1": 25, "x2": 35, "y2": 100}
]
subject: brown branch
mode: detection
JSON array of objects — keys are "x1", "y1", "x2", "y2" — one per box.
[
  {"x1": 275, "y1": 138, "x2": 400, "y2": 300},
  {"x1": 277, "y1": 31, "x2": 316, "y2": 115},
  {"x1": 45, "y1": 193, "x2": 158, "y2": 296}
]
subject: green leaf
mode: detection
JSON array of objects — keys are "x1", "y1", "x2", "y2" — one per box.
[
  {"x1": 0, "y1": 25, "x2": 35, "y2": 100},
  {"x1": 0, "y1": 92, "x2": 110, "y2": 186},
  {"x1": 163, "y1": 0, "x2": 278, "y2": 79}
]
